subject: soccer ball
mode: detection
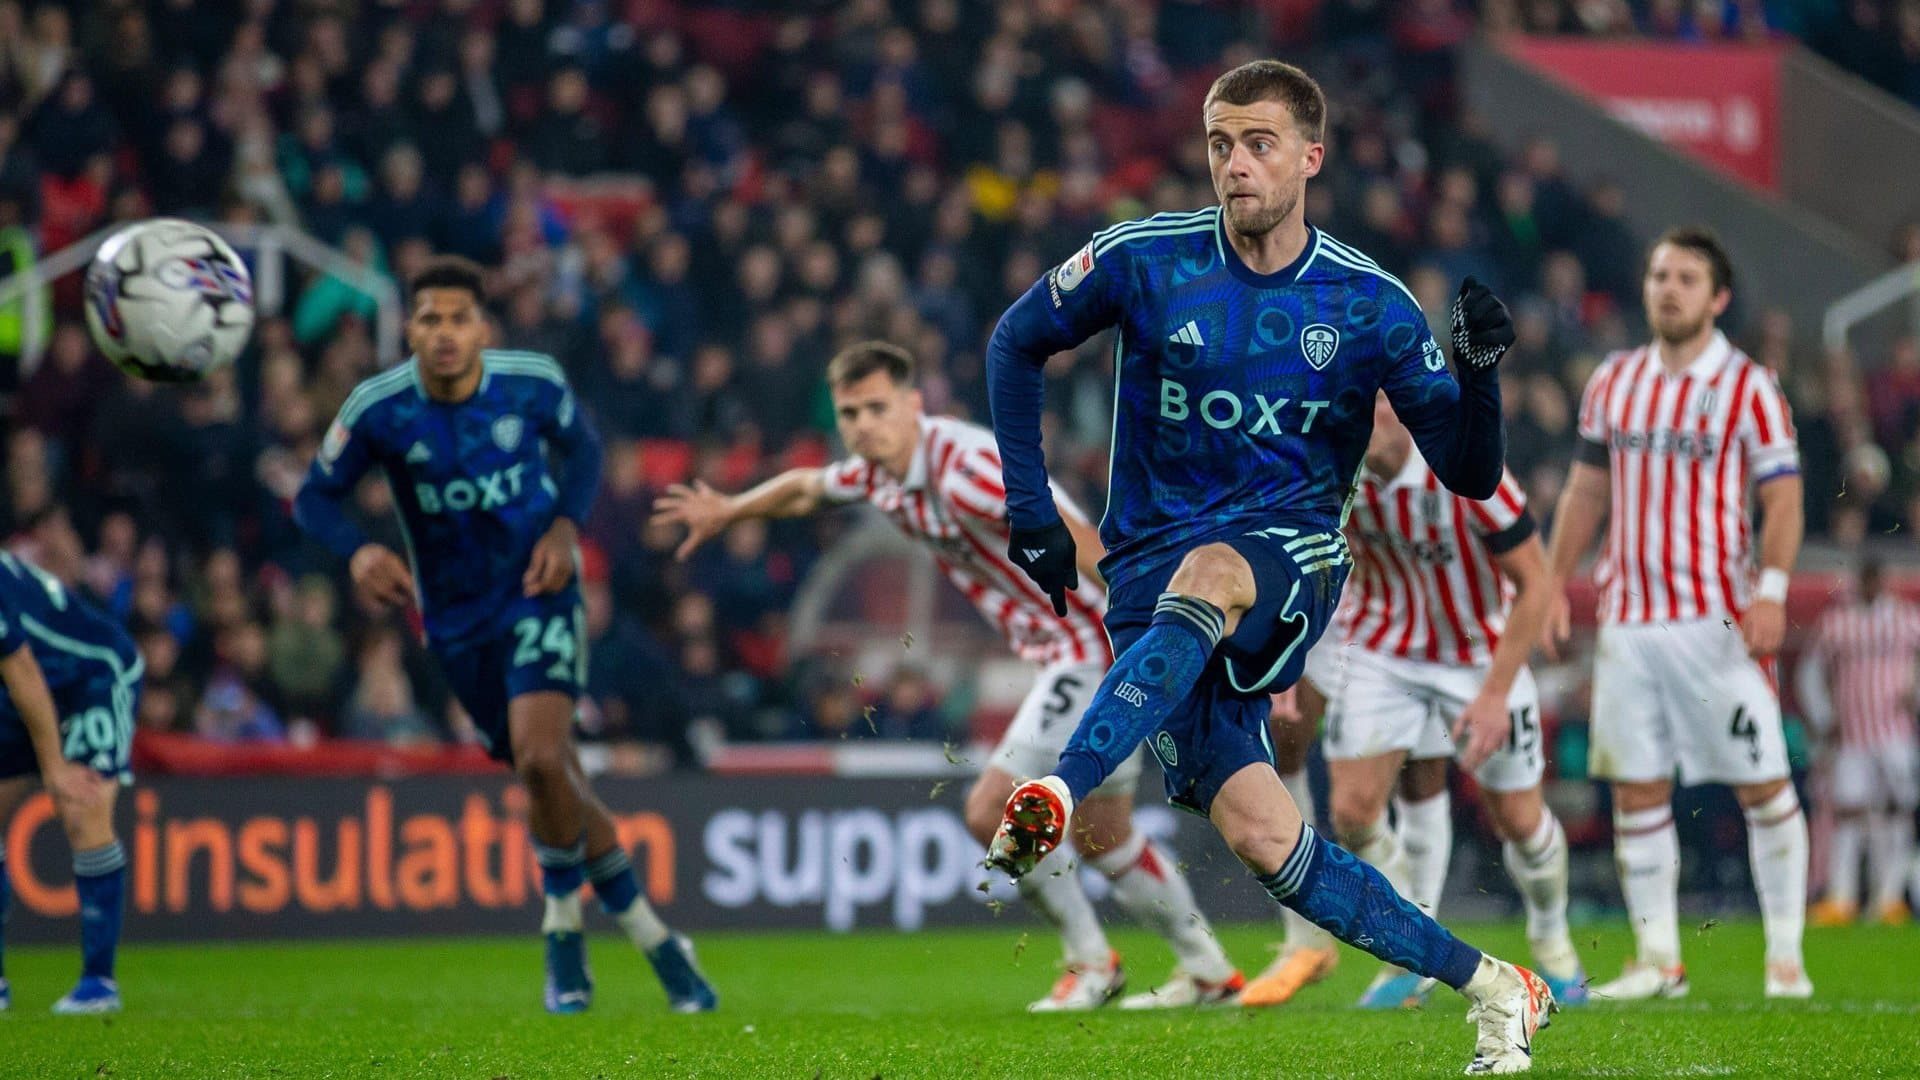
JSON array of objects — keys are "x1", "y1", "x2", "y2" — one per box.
[{"x1": 84, "y1": 218, "x2": 255, "y2": 382}]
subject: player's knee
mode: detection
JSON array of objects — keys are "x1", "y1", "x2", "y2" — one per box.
[
  {"x1": 1220, "y1": 817, "x2": 1296, "y2": 875},
  {"x1": 1330, "y1": 790, "x2": 1387, "y2": 847},
  {"x1": 514, "y1": 744, "x2": 571, "y2": 792},
  {"x1": 1166, "y1": 545, "x2": 1254, "y2": 615}
]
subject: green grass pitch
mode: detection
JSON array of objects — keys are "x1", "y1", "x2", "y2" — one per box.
[{"x1": 4, "y1": 920, "x2": 1917, "y2": 1078}]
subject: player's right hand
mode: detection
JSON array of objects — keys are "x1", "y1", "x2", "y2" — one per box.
[
  {"x1": 1008, "y1": 519, "x2": 1078, "y2": 617},
  {"x1": 650, "y1": 481, "x2": 733, "y2": 561},
  {"x1": 45, "y1": 759, "x2": 109, "y2": 818},
  {"x1": 1451, "y1": 276, "x2": 1515, "y2": 371},
  {"x1": 1541, "y1": 589, "x2": 1571, "y2": 661},
  {"x1": 350, "y1": 543, "x2": 416, "y2": 611}
]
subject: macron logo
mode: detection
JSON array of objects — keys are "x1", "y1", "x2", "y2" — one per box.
[
  {"x1": 1022, "y1": 549, "x2": 1047, "y2": 562},
  {"x1": 406, "y1": 442, "x2": 432, "y2": 464},
  {"x1": 1114, "y1": 682, "x2": 1148, "y2": 708},
  {"x1": 1169, "y1": 321, "x2": 1205, "y2": 348}
]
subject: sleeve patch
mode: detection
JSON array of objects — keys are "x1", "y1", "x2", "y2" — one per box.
[
  {"x1": 1049, "y1": 242, "x2": 1095, "y2": 306},
  {"x1": 319, "y1": 420, "x2": 350, "y2": 469}
]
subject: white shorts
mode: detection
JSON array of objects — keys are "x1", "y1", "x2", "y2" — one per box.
[
  {"x1": 1830, "y1": 741, "x2": 1920, "y2": 811},
  {"x1": 1589, "y1": 619, "x2": 1788, "y2": 786},
  {"x1": 1316, "y1": 645, "x2": 1545, "y2": 793},
  {"x1": 990, "y1": 658, "x2": 1143, "y2": 797}
]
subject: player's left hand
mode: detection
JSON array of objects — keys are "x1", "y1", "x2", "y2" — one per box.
[
  {"x1": 524, "y1": 518, "x2": 579, "y2": 597},
  {"x1": 1453, "y1": 688, "x2": 1509, "y2": 773},
  {"x1": 1007, "y1": 518, "x2": 1078, "y2": 617},
  {"x1": 1450, "y1": 277, "x2": 1515, "y2": 371},
  {"x1": 1743, "y1": 598, "x2": 1786, "y2": 658}
]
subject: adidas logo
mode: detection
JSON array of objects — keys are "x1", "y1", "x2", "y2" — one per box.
[
  {"x1": 1022, "y1": 548, "x2": 1046, "y2": 562},
  {"x1": 406, "y1": 442, "x2": 432, "y2": 464},
  {"x1": 1169, "y1": 320, "x2": 1205, "y2": 348}
]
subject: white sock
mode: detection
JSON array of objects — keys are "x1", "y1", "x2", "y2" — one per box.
[
  {"x1": 1459, "y1": 954, "x2": 1511, "y2": 1005},
  {"x1": 1018, "y1": 847, "x2": 1110, "y2": 969},
  {"x1": 1868, "y1": 809, "x2": 1915, "y2": 910},
  {"x1": 1826, "y1": 815, "x2": 1864, "y2": 907},
  {"x1": 1279, "y1": 769, "x2": 1336, "y2": 953},
  {"x1": 1502, "y1": 810, "x2": 1577, "y2": 980},
  {"x1": 1348, "y1": 813, "x2": 1415, "y2": 898},
  {"x1": 1092, "y1": 834, "x2": 1234, "y2": 983},
  {"x1": 541, "y1": 890, "x2": 584, "y2": 934},
  {"x1": 1744, "y1": 786, "x2": 1808, "y2": 967},
  {"x1": 1614, "y1": 805, "x2": 1682, "y2": 969},
  {"x1": 616, "y1": 898, "x2": 672, "y2": 950},
  {"x1": 1394, "y1": 788, "x2": 1452, "y2": 915}
]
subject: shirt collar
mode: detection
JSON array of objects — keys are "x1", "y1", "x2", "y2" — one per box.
[{"x1": 1652, "y1": 329, "x2": 1731, "y2": 380}]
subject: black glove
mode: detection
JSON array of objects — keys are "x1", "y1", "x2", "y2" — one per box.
[
  {"x1": 1007, "y1": 519, "x2": 1078, "y2": 617},
  {"x1": 1450, "y1": 276, "x2": 1515, "y2": 372}
]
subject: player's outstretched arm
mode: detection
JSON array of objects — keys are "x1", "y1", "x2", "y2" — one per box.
[
  {"x1": 296, "y1": 404, "x2": 414, "y2": 610},
  {"x1": 1542, "y1": 462, "x2": 1609, "y2": 658},
  {"x1": 0, "y1": 642, "x2": 104, "y2": 816},
  {"x1": 1387, "y1": 279, "x2": 1511, "y2": 501},
  {"x1": 1458, "y1": 530, "x2": 1552, "y2": 771},
  {"x1": 650, "y1": 469, "x2": 828, "y2": 561}
]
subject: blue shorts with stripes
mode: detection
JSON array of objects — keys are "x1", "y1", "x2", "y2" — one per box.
[
  {"x1": 0, "y1": 652, "x2": 143, "y2": 785},
  {"x1": 436, "y1": 587, "x2": 586, "y2": 766},
  {"x1": 1105, "y1": 525, "x2": 1350, "y2": 815}
]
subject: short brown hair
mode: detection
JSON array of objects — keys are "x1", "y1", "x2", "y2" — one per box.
[
  {"x1": 1204, "y1": 60, "x2": 1326, "y2": 143},
  {"x1": 410, "y1": 255, "x2": 486, "y2": 305},
  {"x1": 826, "y1": 340, "x2": 915, "y2": 389},
  {"x1": 1651, "y1": 226, "x2": 1734, "y2": 294}
]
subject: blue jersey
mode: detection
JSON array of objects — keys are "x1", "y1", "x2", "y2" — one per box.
[
  {"x1": 295, "y1": 350, "x2": 603, "y2": 644},
  {"x1": 0, "y1": 553, "x2": 140, "y2": 722},
  {"x1": 987, "y1": 208, "x2": 1503, "y2": 590}
]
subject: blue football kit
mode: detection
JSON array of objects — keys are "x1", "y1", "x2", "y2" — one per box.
[{"x1": 296, "y1": 349, "x2": 602, "y2": 763}]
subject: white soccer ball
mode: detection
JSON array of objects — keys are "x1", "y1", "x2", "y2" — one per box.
[{"x1": 84, "y1": 218, "x2": 255, "y2": 382}]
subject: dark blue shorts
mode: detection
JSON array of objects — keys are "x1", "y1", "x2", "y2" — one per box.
[
  {"x1": 0, "y1": 656, "x2": 144, "y2": 785},
  {"x1": 436, "y1": 588, "x2": 585, "y2": 765},
  {"x1": 1107, "y1": 525, "x2": 1350, "y2": 816}
]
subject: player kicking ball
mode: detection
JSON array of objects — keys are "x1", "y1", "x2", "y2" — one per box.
[
  {"x1": 0, "y1": 522, "x2": 141, "y2": 1015},
  {"x1": 1286, "y1": 395, "x2": 1587, "y2": 1010},
  {"x1": 983, "y1": 60, "x2": 1554, "y2": 1073},
  {"x1": 296, "y1": 257, "x2": 715, "y2": 1014},
  {"x1": 651, "y1": 341, "x2": 1243, "y2": 1011},
  {"x1": 1545, "y1": 228, "x2": 1810, "y2": 1001}
]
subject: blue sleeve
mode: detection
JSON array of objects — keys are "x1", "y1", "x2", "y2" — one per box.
[
  {"x1": 986, "y1": 239, "x2": 1125, "y2": 529},
  {"x1": 1377, "y1": 293, "x2": 1505, "y2": 500},
  {"x1": 293, "y1": 410, "x2": 379, "y2": 561},
  {"x1": 541, "y1": 380, "x2": 602, "y2": 526}
]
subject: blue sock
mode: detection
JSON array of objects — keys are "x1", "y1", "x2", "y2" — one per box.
[
  {"x1": 585, "y1": 848, "x2": 640, "y2": 915},
  {"x1": 1, "y1": 840, "x2": 11, "y2": 981},
  {"x1": 534, "y1": 837, "x2": 586, "y2": 898},
  {"x1": 73, "y1": 842, "x2": 127, "y2": 982},
  {"x1": 1260, "y1": 823, "x2": 1482, "y2": 990},
  {"x1": 1056, "y1": 593, "x2": 1223, "y2": 801}
]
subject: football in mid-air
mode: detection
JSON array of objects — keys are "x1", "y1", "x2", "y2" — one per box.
[{"x1": 84, "y1": 218, "x2": 255, "y2": 382}]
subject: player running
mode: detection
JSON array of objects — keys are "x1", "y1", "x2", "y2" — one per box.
[
  {"x1": 295, "y1": 256, "x2": 716, "y2": 1015},
  {"x1": 983, "y1": 60, "x2": 1555, "y2": 1073},
  {"x1": 0, "y1": 513, "x2": 141, "y2": 1014},
  {"x1": 1544, "y1": 226, "x2": 1810, "y2": 1000},
  {"x1": 1294, "y1": 395, "x2": 1587, "y2": 1009},
  {"x1": 651, "y1": 341, "x2": 1242, "y2": 1010},
  {"x1": 1796, "y1": 559, "x2": 1920, "y2": 926}
]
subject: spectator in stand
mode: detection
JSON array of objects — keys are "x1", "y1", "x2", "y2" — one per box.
[{"x1": 340, "y1": 626, "x2": 439, "y2": 744}]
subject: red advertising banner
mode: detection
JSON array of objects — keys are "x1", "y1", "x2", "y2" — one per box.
[{"x1": 1507, "y1": 38, "x2": 1785, "y2": 191}]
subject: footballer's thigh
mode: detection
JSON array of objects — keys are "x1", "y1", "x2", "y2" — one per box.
[
  {"x1": 1322, "y1": 649, "x2": 1428, "y2": 835},
  {"x1": 1588, "y1": 623, "x2": 1680, "y2": 785},
  {"x1": 1655, "y1": 619, "x2": 1789, "y2": 787}
]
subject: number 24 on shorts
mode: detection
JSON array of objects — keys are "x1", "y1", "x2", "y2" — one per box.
[{"x1": 512, "y1": 615, "x2": 578, "y2": 681}]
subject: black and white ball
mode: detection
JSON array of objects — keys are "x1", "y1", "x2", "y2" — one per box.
[{"x1": 84, "y1": 219, "x2": 255, "y2": 382}]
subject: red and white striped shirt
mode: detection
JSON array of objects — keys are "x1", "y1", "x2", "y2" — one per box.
[
  {"x1": 1576, "y1": 331, "x2": 1799, "y2": 626},
  {"x1": 820, "y1": 415, "x2": 1112, "y2": 666},
  {"x1": 1799, "y1": 595, "x2": 1920, "y2": 747},
  {"x1": 1340, "y1": 447, "x2": 1533, "y2": 668}
]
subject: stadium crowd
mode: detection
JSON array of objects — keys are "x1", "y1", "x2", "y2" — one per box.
[{"x1": 0, "y1": 0, "x2": 1913, "y2": 767}]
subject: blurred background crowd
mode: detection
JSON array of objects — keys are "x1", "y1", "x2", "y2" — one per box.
[{"x1": 0, "y1": 0, "x2": 1915, "y2": 770}]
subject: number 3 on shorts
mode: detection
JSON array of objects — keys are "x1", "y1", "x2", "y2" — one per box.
[{"x1": 512, "y1": 615, "x2": 579, "y2": 682}]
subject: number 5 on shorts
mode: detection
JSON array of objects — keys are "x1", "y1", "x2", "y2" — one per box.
[{"x1": 513, "y1": 615, "x2": 579, "y2": 681}]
